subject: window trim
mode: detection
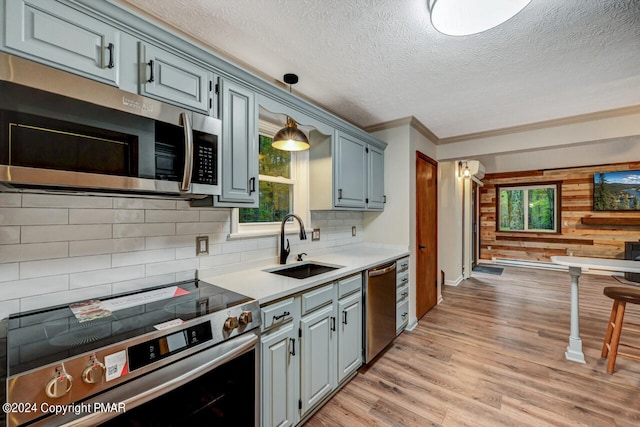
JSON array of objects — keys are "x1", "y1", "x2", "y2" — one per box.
[
  {"x1": 495, "y1": 181, "x2": 562, "y2": 234},
  {"x1": 230, "y1": 120, "x2": 309, "y2": 238}
]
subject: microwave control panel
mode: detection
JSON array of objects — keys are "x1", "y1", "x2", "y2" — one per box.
[{"x1": 193, "y1": 142, "x2": 216, "y2": 185}]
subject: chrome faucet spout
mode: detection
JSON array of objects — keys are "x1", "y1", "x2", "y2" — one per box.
[{"x1": 279, "y1": 213, "x2": 307, "y2": 264}]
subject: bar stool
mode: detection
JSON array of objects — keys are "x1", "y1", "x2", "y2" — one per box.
[{"x1": 601, "y1": 286, "x2": 640, "y2": 373}]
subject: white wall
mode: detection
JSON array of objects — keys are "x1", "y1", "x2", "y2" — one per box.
[
  {"x1": 438, "y1": 162, "x2": 464, "y2": 285},
  {"x1": 0, "y1": 193, "x2": 364, "y2": 319}
]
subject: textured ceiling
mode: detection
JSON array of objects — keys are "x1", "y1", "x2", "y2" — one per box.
[{"x1": 119, "y1": 0, "x2": 640, "y2": 141}]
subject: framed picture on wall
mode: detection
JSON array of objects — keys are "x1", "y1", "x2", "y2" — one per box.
[{"x1": 593, "y1": 169, "x2": 640, "y2": 211}]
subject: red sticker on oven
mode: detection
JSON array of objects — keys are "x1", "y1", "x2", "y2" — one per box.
[{"x1": 104, "y1": 350, "x2": 128, "y2": 382}]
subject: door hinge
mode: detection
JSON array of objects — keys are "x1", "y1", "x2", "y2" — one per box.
[
  {"x1": 298, "y1": 327, "x2": 302, "y2": 338},
  {"x1": 215, "y1": 83, "x2": 220, "y2": 94},
  {"x1": 366, "y1": 198, "x2": 369, "y2": 204},
  {"x1": 298, "y1": 399, "x2": 302, "y2": 410},
  {"x1": 365, "y1": 147, "x2": 369, "y2": 153}
]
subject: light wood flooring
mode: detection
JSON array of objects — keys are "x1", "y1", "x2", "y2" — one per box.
[{"x1": 305, "y1": 266, "x2": 640, "y2": 426}]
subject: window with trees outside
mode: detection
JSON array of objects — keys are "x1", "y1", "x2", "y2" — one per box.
[
  {"x1": 234, "y1": 120, "x2": 307, "y2": 234},
  {"x1": 497, "y1": 183, "x2": 560, "y2": 233}
]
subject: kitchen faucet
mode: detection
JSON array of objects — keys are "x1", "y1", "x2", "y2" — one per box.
[{"x1": 279, "y1": 213, "x2": 307, "y2": 264}]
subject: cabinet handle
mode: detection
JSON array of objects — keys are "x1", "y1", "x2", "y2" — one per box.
[
  {"x1": 106, "y1": 43, "x2": 115, "y2": 69},
  {"x1": 401, "y1": 292, "x2": 408, "y2": 298},
  {"x1": 342, "y1": 310, "x2": 348, "y2": 325},
  {"x1": 290, "y1": 338, "x2": 296, "y2": 356},
  {"x1": 401, "y1": 277, "x2": 408, "y2": 284},
  {"x1": 338, "y1": 189, "x2": 342, "y2": 200},
  {"x1": 249, "y1": 177, "x2": 256, "y2": 194},
  {"x1": 273, "y1": 311, "x2": 290, "y2": 321},
  {"x1": 402, "y1": 312, "x2": 408, "y2": 319},
  {"x1": 331, "y1": 316, "x2": 336, "y2": 331},
  {"x1": 147, "y1": 60, "x2": 155, "y2": 83}
]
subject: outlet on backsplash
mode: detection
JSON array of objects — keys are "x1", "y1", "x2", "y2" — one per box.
[{"x1": 196, "y1": 236, "x2": 209, "y2": 255}]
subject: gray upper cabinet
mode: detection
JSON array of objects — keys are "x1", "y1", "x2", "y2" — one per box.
[
  {"x1": 335, "y1": 131, "x2": 367, "y2": 209},
  {"x1": 310, "y1": 130, "x2": 386, "y2": 211},
  {"x1": 138, "y1": 42, "x2": 210, "y2": 113},
  {"x1": 214, "y1": 78, "x2": 259, "y2": 206},
  {"x1": 367, "y1": 144, "x2": 385, "y2": 210},
  {"x1": 3, "y1": 0, "x2": 120, "y2": 86}
]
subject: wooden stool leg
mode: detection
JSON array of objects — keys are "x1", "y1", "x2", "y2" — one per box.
[
  {"x1": 602, "y1": 300, "x2": 619, "y2": 358},
  {"x1": 606, "y1": 301, "x2": 626, "y2": 374}
]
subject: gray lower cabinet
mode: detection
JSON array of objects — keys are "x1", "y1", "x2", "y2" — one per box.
[
  {"x1": 213, "y1": 78, "x2": 259, "y2": 207},
  {"x1": 261, "y1": 274, "x2": 363, "y2": 427},
  {"x1": 3, "y1": 0, "x2": 120, "y2": 86},
  {"x1": 138, "y1": 42, "x2": 210, "y2": 113}
]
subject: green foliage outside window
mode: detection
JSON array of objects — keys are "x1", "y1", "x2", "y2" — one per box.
[
  {"x1": 239, "y1": 135, "x2": 293, "y2": 223},
  {"x1": 499, "y1": 185, "x2": 556, "y2": 232}
]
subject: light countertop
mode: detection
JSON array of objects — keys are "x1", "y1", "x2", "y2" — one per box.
[{"x1": 200, "y1": 246, "x2": 409, "y2": 306}]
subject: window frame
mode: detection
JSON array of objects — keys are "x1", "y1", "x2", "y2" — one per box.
[
  {"x1": 495, "y1": 181, "x2": 562, "y2": 234},
  {"x1": 230, "y1": 120, "x2": 309, "y2": 237}
]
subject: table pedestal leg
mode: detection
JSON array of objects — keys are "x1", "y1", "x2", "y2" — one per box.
[{"x1": 565, "y1": 266, "x2": 586, "y2": 363}]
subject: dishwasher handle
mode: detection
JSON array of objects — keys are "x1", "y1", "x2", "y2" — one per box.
[{"x1": 368, "y1": 262, "x2": 396, "y2": 277}]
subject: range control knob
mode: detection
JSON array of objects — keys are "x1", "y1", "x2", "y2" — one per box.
[
  {"x1": 224, "y1": 316, "x2": 239, "y2": 331},
  {"x1": 45, "y1": 370, "x2": 73, "y2": 398},
  {"x1": 82, "y1": 360, "x2": 106, "y2": 384},
  {"x1": 239, "y1": 311, "x2": 253, "y2": 325}
]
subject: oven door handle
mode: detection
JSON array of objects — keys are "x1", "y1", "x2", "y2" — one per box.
[
  {"x1": 57, "y1": 331, "x2": 259, "y2": 427},
  {"x1": 180, "y1": 112, "x2": 193, "y2": 192}
]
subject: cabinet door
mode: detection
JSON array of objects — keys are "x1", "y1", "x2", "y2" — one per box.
[
  {"x1": 138, "y1": 42, "x2": 210, "y2": 112},
  {"x1": 261, "y1": 322, "x2": 298, "y2": 427},
  {"x1": 337, "y1": 292, "x2": 362, "y2": 383},
  {"x1": 335, "y1": 132, "x2": 366, "y2": 208},
  {"x1": 367, "y1": 144, "x2": 385, "y2": 210},
  {"x1": 214, "y1": 78, "x2": 259, "y2": 206},
  {"x1": 300, "y1": 304, "x2": 336, "y2": 416},
  {"x1": 5, "y1": 0, "x2": 120, "y2": 85}
]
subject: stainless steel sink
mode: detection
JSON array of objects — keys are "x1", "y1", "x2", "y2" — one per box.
[{"x1": 265, "y1": 262, "x2": 343, "y2": 279}]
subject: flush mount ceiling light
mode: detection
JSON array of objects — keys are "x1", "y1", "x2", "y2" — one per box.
[
  {"x1": 272, "y1": 73, "x2": 310, "y2": 152},
  {"x1": 427, "y1": 0, "x2": 532, "y2": 36}
]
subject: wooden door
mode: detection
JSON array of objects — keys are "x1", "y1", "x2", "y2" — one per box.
[{"x1": 416, "y1": 152, "x2": 438, "y2": 318}]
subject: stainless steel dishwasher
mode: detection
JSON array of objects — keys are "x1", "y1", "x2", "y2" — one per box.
[{"x1": 365, "y1": 261, "x2": 397, "y2": 363}]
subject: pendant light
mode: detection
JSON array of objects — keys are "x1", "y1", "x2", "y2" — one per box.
[
  {"x1": 428, "y1": 0, "x2": 531, "y2": 36},
  {"x1": 272, "y1": 74, "x2": 310, "y2": 152}
]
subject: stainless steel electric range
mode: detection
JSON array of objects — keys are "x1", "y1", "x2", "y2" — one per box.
[{"x1": 0, "y1": 279, "x2": 261, "y2": 427}]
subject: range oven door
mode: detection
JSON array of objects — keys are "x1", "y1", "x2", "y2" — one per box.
[{"x1": 30, "y1": 331, "x2": 260, "y2": 427}]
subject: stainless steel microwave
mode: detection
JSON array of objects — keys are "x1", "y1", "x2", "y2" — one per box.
[{"x1": 0, "y1": 53, "x2": 221, "y2": 198}]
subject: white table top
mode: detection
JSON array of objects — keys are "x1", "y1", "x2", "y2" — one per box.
[{"x1": 551, "y1": 256, "x2": 640, "y2": 274}]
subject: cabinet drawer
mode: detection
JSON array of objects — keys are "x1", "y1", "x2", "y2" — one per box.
[
  {"x1": 261, "y1": 297, "x2": 295, "y2": 330},
  {"x1": 396, "y1": 300, "x2": 409, "y2": 333},
  {"x1": 338, "y1": 274, "x2": 362, "y2": 299},
  {"x1": 396, "y1": 271, "x2": 409, "y2": 288},
  {"x1": 396, "y1": 285, "x2": 409, "y2": 303},
  {"x1": 301, "y1": 284, "x2": 334, "y2": 316},
  {"x1": 396, "y1": 257, "x2": 409, "y2": 274}
]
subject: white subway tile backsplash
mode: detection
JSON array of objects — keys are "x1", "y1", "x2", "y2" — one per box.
[
  {"x1": 146, "y1": 210, "x2": 199, "y2": 223},
  {"x1": 0, "y1": 242, "x2": 68, "y2": 263},
  {"x1": 20, "y1": 255, "x2": 111, "y2": 279},
  {"x1": 176, "y1": 222, "x2": 226, "y2": 235},
  {"x1": 113, "y1": 223, "x2": 175, "y2": 238},
  {"x1": 112, "y1": 249, "x2": 175, "y2": 267},
  {"x1": 0, "y1": 193, "x2": 21, "y2": 207},
  {"x1": 0, "y1": 298, "x2": 20, "y2": 321},
  {"x1": 69, "y1": 209, "x2": 115, "y2": 224},
  {"x1": 0, "y1": 263, "x2": 19, "y2": 283},
  {"x1": 69, "y1": 238, "x2": 145, "y2": 257},
  {"x1": 70, "y1": 265, "x2": 145, "y2": 288},
  {"x1": 145, "y1": 235, "x2": 195, "y2": 249},
  {"x1": 0, "y1": 208, "x2": 68, "y2": 225},
  {"x1": 22, "y1": 194, "x2": 113, "y2": 208},
  {"x1": 198, "y1": 253, "x2": 242, "y2": 269},
  {"x1": 145, "y1": 259, "x2": 198, "y2": 276},
  {"x1": 222, "y1": 239, "x2": 258, "y2": 254},
  {"x1": 115, "y1": 210, "x2": 145, "y2": 223},
  {"x1": 1, "y1": 275, "x2": 69, "y2": 299},
  {"x1": 199, "y1": 210, "x2": 230, "y2": 222},
  {"x1": 113, "y1": 198, "x2": 176, "y2": 210},
  {"x1": 111, "y1": 273, "x2": 177, "y2": 295},
  {"x1": 22, "y1": 224, "x2": 112, "y2": 243},
  {"x1": 20, "y1": 284, "x2": 113, "y2": 313},
  {"x1": 0, "y1": 226, "x2": 20, "y2": 244}
]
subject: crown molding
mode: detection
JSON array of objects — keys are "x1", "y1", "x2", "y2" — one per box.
[{"x1": 364, "y1": 116, "x2": 439, "y2": 144}]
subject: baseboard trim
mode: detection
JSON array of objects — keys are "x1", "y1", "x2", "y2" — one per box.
[{"x1": 444, "y1": 274, "x2": 464, "y2": 286}]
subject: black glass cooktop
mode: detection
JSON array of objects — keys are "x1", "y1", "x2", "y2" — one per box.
[{"x1": 3, "y1": 280, "x2": 252, "y2": 376}]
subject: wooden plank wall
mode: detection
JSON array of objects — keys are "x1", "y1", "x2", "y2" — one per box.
[{"x1": 480, "y1": 162, "x2": 640, "y2": 262}]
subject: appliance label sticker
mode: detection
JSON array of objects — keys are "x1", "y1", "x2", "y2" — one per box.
[
  {"x1": 104, "y1": 350, "x2": 128, "y2": 382},
  {"x1": 101, "y1": 286, "x2": 190, "y2": 312},
  {"x1": 154, "y1": 318, "x2": 185, "y2": 330}
]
